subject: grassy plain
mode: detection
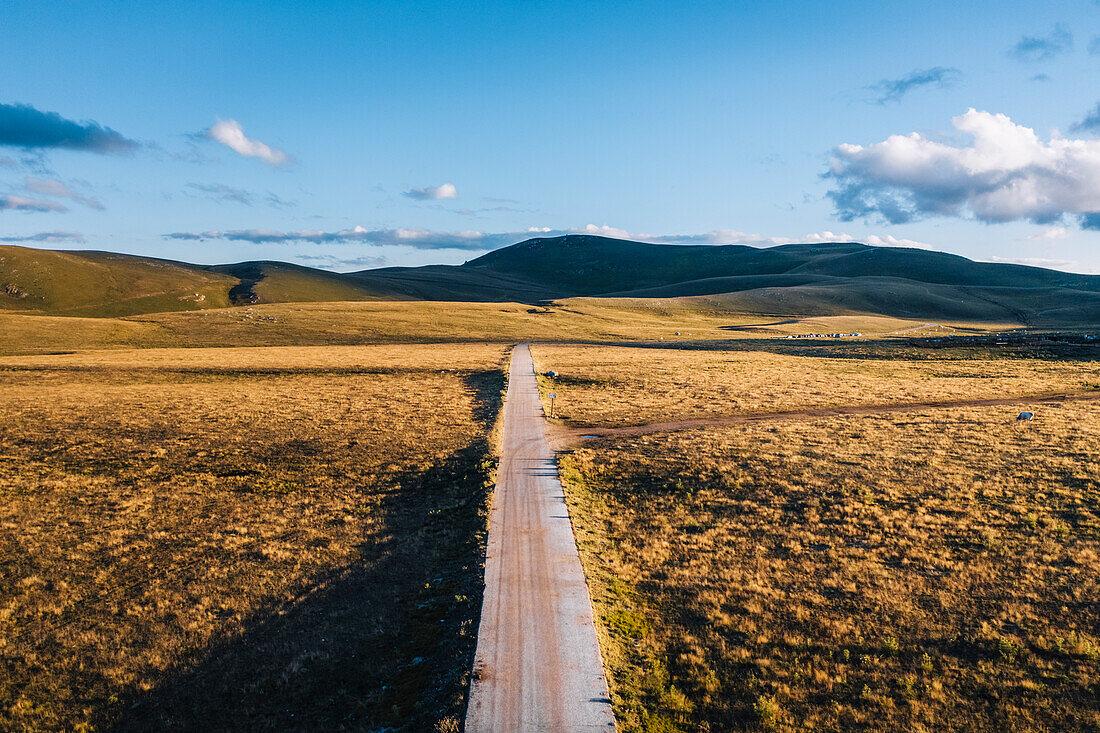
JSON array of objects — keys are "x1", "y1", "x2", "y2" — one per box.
[
  {"x1": 535, "y1": 343, "x2": 1100, "y2": 731},
  {"x1": 534, "y1": 344, "x2": 1100, "y2": 428},
  {"x1": 0, "y1": 299, "x2": 1000, "y2": 356},
  {"x1": 0, "y1": 343, "x2": 507, "y2": 732}
]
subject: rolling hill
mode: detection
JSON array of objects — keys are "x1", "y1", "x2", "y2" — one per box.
[
  {"x1": 0, "y1": 246, "x2": 237, "y2": 317},
  {"x1": 2, "y1": 235, "x2": 1100, "y2": 326}
]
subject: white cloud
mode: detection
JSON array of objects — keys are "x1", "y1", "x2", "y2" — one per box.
[
  {"x1": 26, "y1": 177, "x2": 103, "y2": 209},
  {"x1": 204, "y1": 119, "x2": 290, "y2": 165},
  {"x1": 1020, "y1": 226, "x2": 1070, "y2": 241},
  {"x1": 599, "y1": 226, "x2": 932, "y2": 249},
  {"x1": 403, "y1": 182, "x2": 458, "y2": 200},
  {"x1": 856, "y1": 234, "x2": 935, "y2": 249},
  {"x1": 984, "y1": 255, "x2": 1093, "y2": 273},
  {"x1": 295, "y1": 253, "x2": 387, "y2": 270},
  {"x1": 164, "y1": 224, "x2": 932, "y2": 252},
  {"x1": 827, "y1": 108, "x2": 1100, "y2": 227}
]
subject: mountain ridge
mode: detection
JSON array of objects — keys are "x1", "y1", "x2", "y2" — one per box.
[{"x1": 2, "y1": 235, "x2": 1099, "y2": 326}]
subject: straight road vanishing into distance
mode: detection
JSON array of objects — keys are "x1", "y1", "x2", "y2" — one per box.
[{"x1": 465, "y1": 345, "x2": 617, "y2": 731}]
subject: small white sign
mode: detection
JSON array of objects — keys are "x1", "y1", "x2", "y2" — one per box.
[{"x1": 549, "y1": 393, "x2": 557, "y2": 399}]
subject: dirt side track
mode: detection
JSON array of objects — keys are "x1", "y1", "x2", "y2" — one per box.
[{"x1": 565, "y1": 390, "x2": 1100, "y2": 440}]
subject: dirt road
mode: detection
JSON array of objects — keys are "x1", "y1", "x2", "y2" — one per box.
[
  {"x1": 465, "y1": 344, "x2": 616, "y2": 732},
  {"x1": 882, "y1": 322, "x2": 940, "y2": 335}
]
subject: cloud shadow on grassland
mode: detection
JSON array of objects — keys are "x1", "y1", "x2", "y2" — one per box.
[{"x1": 110, "y1": 370, "x2": 506, "y2": 732}]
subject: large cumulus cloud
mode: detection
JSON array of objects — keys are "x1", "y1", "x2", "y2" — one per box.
[{"x1": 826, "y1": 108, "x2": 1100, "y2": 227}]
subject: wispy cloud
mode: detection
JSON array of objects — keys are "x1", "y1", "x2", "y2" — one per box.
[
  {"x1": 826, "y1": 108, "x2": 1100, "y2": 227},
  {"x1": 0, "y1": 194, "x2": 66, "y2": 212},
  {"x1": 455, "y1": 205, "x2": 532, "y2": 216},
  {"x1": 0, "y1": 230, "x2": 84, "y2": 243},
  {"x1": 1083, "y1": 213, "x2": 1100, "y2": 230},
  {"x1": 1071, "y1": 103, "x2": 1100, "y2": 134},
  {"x1": 403, "y1": 183, "x2": 458, "y2": 200},
  {"x1": 869, "y1": 67, "x2": 960, "y2": 104},
  {"x1": 184, "y1": 182, "x2": 296, "y2": 208},
  {"x1": 984, "y1": 255, "x2": 1089, "y2": 272},
  {"x1": 294, "y1": 253, "x2": 387, "y2": 269},
  {"x1": 26, "y1": 177, "x2": 103, "y2": 209},
  {"x1": 265, "y1": 192, "x2": 295, "y2": 209},
  {"x1": 1008, "y1": 24, "x2": 1072, "y2": 62},
  {"x1": 186, "y1": 182, "x2": 254, "y2": 205},
  {"x1": 571, "y1": 225, "x2": 933, "y2": 250},
  {"x1": 203, "y1": 119, "x2": 290, "y2": 165},
  {"x1": 0, "y1": 102, "x2": 138, "y2": 153},
  {"x1": 164, "y1": 226, "x2": 508, "y2": 250},
  {"x1": 1019, "y1": 226, "x2": 1070, "y2": 241},
  {"x1": 163, "y1": 223, "x2": 932, "y2": 252}
]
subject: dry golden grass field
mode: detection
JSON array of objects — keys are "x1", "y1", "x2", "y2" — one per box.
[
  {"x1": 533, "y1": 344, "x2": 1100, "y2": 429},
  {"x1": 0, "y1": 298, "x2": 1084, "y2": 733},
  {"x1": 0, "y1": 300, "x2": 1002, "y2": 356},
  {"x1": 535, "y1": 343, "x2": 1100, "y2": 732},
  {"x1": 0, "y1": 343, "x2": 508, "y2": 732}
]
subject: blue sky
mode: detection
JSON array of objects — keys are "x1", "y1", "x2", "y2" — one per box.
[{"x1": 3, "y1": 0, "x2": 1100, "y2": 272}]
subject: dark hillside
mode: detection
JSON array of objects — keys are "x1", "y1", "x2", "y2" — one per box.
[
  {"x1": 3, "y1": 237, "x2": 1100, "y2": 327},
  {"x1": 349, "y1": 265, "x2": 557, "y2": 302},
  {"x1": 209, "y1": 262, "x2": 396, "y2": 305},
  {"x1": 463, "y1": 235, "x2": 800, "y2": 294},
  {"x1": 784, "y1": 245, "x2": 1100, "y2": 290}
]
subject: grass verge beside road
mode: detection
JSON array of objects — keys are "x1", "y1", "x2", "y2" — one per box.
[{"x1": 532, "y1": 343, "x2": 1100, "y2": 429}]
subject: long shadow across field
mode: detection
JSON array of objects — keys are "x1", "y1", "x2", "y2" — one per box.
[
  {"x1": 111, "y1": 369, "x2": 505, "y2": 733},
  {"x1": 610, "y1": 336, "x2": 1100, "y2": 362}
]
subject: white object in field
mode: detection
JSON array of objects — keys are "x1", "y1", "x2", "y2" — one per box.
[
  {"x1": 1017, "y1": 411, "x2": 1035, "y2": 422},
  {"x1": 545, "y1": 370, "x2": 557, "y2": 378},
  {"x1": 549, "y1": 393, "x2": 557, "y2": 399}
]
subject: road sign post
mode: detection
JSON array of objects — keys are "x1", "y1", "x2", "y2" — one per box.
[{"x1": 549, "y1": 392, "x2": 556, "y2": 418}]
